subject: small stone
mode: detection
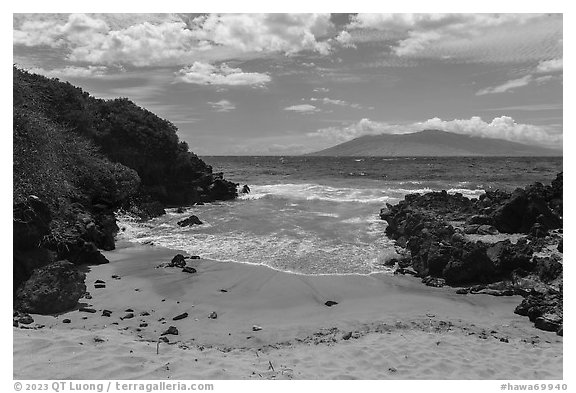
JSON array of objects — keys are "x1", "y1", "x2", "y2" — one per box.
[
  {"x1": 208, "y1": 311, "x2": 218, "y2": 319},
  {"x1": 94, "y1": 284, "x2": 106, "y2": 289},
  {"x1": 102, "y1": 310, "x2": 112, "y2": 317},
  {"x1": 500, "y1": 337, "x2": 509, "y2": 343},
  {"x1": 125, "y1": 308, "x2": 134, "y2": 312},
  {"x1": 252, "y1": 325, "x2": 263, "y2": 331},
  {"x1": 63, "y1": 319, "x2": 71, "y2": 324},
  {"x1": 173, "y1": 312, "x2": 188, "y2": 321},
  {"x1": 159, "y1": 337, "x2": 169, "y2": 343},
  {"x1": 94, "y1": 337, "x2": 105, "y2": 343},
  {"x1": 324, "y1": 301, "x2": 338, "y2": 307},
  {"x1": 13, "y1": 320, "x2": 18, "y2": 327},
  {"x1": 182, "y1": 267, "x2": 197, "y2": 274},
  {"x1": 122, "y1": 313, "x2": 135, "y2": 320},
  {"x1": 82, "y1": 316, "x2": 88, "y2": 320},
  {"x1": 18, "y1": 314, "x2": 34, "y2": 325},
  {"x1": 95, "y1": 280, "x2": 106, "y2": 284},
  {"x1": 220, "y1": 289, "x2": 228, "y2": 293},
  {"x1": 84, "y1": 294, "x2": 93, "y2": 300},
  {"x1": 161, "y1": 326, "x2": 179, "y2": 336},
  {"x1": 388, "y1": 367, "x2": 397, "y2": 373},
  {"x1": 189, "y1": 256, "x2": 201, "y2": 259},
  {"x1": 140, "y1": 311, "x2": 150, "y2": 316},
  {"x1": 79, "y1": 307, "x2": 97, "y2": 313},
  {"x1": 111, "y1": 275, "x2": 121, "y2": 280},
  {"x1": 139, "y1": 323, "x2": 148, "y2": 328},
  {"x1": 342, "y1": 331, "x2": 352, "y2": 340},
  {"x1": 456, "y1": 288, "x2": 469, "y2": 295}
]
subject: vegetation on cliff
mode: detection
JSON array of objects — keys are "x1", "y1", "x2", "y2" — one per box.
[{"x1": 13, "y1": 67, "x2": 237, "y2": 310}]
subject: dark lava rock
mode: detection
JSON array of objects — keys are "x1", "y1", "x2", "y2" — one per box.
[
  {"x1": 102, "y1": 310, "x2": 112, "y2": 317},
  {"x1": 456, "y1": 288, "x2": 469, "y2": 295},
  {"x1": 122, "y1": 313, "x2": 135, "y2": 320},
  {"x1": 140, "y1": 311, "x2": 150, "y2": 316},
  {"x1": 533, "y1": 256, "x2": 562, "y2": 283},
  {"x1": 173, "y1": 312, "x2": 188, "y2": 321},
  {"x1": 95, "y1": 280, "x2": 105, "y2": 284},
  {"x1": 111, "y1": 275, "x2": 121, "y2": 280},
  {"x1": 324, "y1": 301, "x2": 338, "y2": 307},
  {"x1": 159, "y1": 336, "x2": 170, "y2": 343},
  {"x1": 208, "y1": 311, "x2": 218, "y2": 319},
  {"x1": 189, "y1": 255, "x2": 201, "y2": 259},
  {"x1": 15, "y1": 261, "x2": 86, "y2": 314},
  {"x1": 477, "y1": 225, "x2": 498, "y2": 235},
  {"x1": 16, "y1": 314, "x2": 34, "y2": 325},
  {"x1": 140, "y1": 323, "x2": 148, "y2": 328},
  {"x1": 177, "y1": 215, "x2": 203, "y2": 227},
  {"x1": 466, "y1": 215, "x2": 494, "y2": 226},
  {"x1": 558, "y1": 239, "x2": 563, "y2": 253},
  {"x1": 169, "y1": 254, "x2": 187, "y2": 268},
  {"x1": 342, "y1": 331, "x2": 352, "y2": 340},
  {"x1": 94, "y1": 284, "x2": 106, "y2": 289},
  {"x1": 534, "y1": 315, "x2": 562, "y2": 332},
  {"x1": 161, "y1": 326, "x2": 179, "y2": 336},
  {"x1": 491, "y1": 187, "x2": 561, "y2": 234},
  {"x1": 79, "y1": 307, "x2": 97, "y2": 313},
  {"x1": 125, "y1": 308, "x2": 134, "y2": 312},
  {"x1": 182, "y1": 267, "x2": 197, "y2": 274},
  {"x1": 62, "y1": 319, "x2": 71, "y2": 324},
  {"x1": 176, "y1": 207, "x2": 186, "y2": 214},
  {"x1": 422, "y1": 276, "x2": 446, "y2": 287}
]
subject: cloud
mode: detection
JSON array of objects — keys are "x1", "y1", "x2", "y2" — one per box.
[
  {"x1": 334, "y1": 30, "x2": 355, "y2": 48},
  {"x1": 208, "y1": 99, "x2": 236, "y2": 112},
  {"x1": 14, "y1": 13, "x2": 337, "y2": 67},
  {"x1": 284, "y1": 104, "x2": 320, "y2": 113},
  {"x1": 28, "y1": 65, "x2": 108, "y2": 79},
  {"x1": 175, "y1": 62, "x2": 271, "y2": 86},
  {"x1": 192, "y1": 13, "x2": 334, "y2": 55},
  {"x1": 536, "y1": 58, "x2": 563, "y2": 73},
  {"x1": 310, "y1": 97, "x2": 363, "y2": 109},
  {"x1": 346, "y1": 13, "x2": 561, "y2": 63},
  {"x1": 308, "y1": 116, "x2": 562, "y2": 147},
  {"x1": 476, "y1": 75, "x2": 533, "y2": 95},
  {"x1": 476, "y1": 56, "x2": 563, "y2": 95}
]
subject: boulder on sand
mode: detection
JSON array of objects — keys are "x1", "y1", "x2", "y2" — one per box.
[{"x1": 15, "y1": 260, "x2": 86, "y2": 314}]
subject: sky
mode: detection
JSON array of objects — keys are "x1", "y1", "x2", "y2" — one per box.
[{"x1": 13, "y1": 13, "x2": 563, "y2": 155}]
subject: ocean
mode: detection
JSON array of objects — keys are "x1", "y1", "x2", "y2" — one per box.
[{"x1": 117, "y1": 156, "x2": 562, "y2": 276}]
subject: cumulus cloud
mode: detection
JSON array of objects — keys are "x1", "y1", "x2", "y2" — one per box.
[
  {"x1": 176, "y1": 62, "x2": 271, "y2": 86},
  {"x1": 308, "y1": 116, "x2": 562, "y2": 147},
  {"x1": 284, "y1": 104, "x2": 320, "y2": 113},
  {"x1": 192, "y1": 13, "x2": 334, "y2": 55},
  {"x1": 536, "y1": 58, "x2": 563, "y2": 73},
  {"x1": 310, "y1": 97, "x2": 363, "y2": 109},
  {"x1": 334, "y1": 30, "x2": 355, "y2": 48},
  {"x1": 208, "y1": 99, "x2": 236, "y2": 112},
  {"x1": 14, "y1": 13, "x2": 336, "y2": 67},
  {"x1": 476, "y1": 75, "x2": 533, "y2": 96}
]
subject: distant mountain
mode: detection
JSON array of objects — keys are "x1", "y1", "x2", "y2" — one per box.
[{"x1": 308, "y1": 129, "x2": 562, "y2": 157}]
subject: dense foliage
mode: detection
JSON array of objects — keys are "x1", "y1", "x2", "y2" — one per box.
[
  {"x1": 14, "y1": 67, "x2": 221, "y2": 205},
  {"x1": 13, "y1": 66, "x2": 236, "y2": 291}
]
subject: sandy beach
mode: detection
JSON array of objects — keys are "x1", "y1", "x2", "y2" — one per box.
[{"x1": 13, "y1": 241, "x2": 562, "y2": 380}]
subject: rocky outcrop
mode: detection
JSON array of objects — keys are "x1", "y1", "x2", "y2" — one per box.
[
  {"x1": 380, "y1": 173, "x2": 563, "y2": 334},
  {"x1": 15, "y1": 260, "x2": 86, "y2": 314},
  {"x1": 177, "y1": 215, "x2": 203, "y2": 227}
]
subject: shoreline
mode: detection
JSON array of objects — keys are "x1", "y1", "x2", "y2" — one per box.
[{"x1": 14, "y1": 240, "x2": 562, "y2": 379}]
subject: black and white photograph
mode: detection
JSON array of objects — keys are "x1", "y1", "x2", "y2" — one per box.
[{"x1": 11, "y1": 8, "x2": 565, "y2": 385}]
